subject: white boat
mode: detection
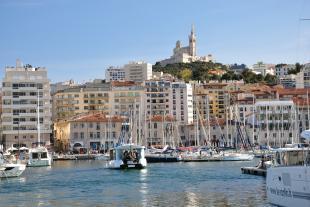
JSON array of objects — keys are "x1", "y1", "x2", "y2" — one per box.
[
  {"x1": 27, "y1": 93, "x2": 52, "y2": 167},
  {"x1": 266, "y1": 129, "x2": 310, "y2": 207},
  {"x1": 0, "y1": 154, "x2": 26, "y2": 178},
  {"x1": 223, "y1": 152, "x2": 254, "y2": 161},
  {"x1": 27, "y1": 146, "x2": 52, "y2": 167},
  {"x1": 94, "y1": 153, "x2": 110, "y2": 161},
  {"x1": 108, "y1": 144, "x2": 147, "y2": 169}
]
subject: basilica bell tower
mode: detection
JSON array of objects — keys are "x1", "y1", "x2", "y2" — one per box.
[{"x1": 189, "y1": 24, "x2": 196, "y2": 56}]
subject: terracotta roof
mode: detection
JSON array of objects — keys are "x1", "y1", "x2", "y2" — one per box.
[
  {"x1": 72, "y1": 112, "x2": 125, "y2": 122},
  {"x1": 149, "y1": 115, "x2": 176, "y2": 122},
  {"x1": 292, "y1": 97, "x2": 310, "y2": 106},
  {"x1": 277, "y1": 88, "x2": 309, "y2": 96}
]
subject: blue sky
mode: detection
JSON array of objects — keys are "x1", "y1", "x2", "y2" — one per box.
[{"x1": 0, "y1": 0, "x2": 310, "y2": 83}]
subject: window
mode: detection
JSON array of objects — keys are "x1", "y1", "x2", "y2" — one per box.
[{"x1": 80, "y1": 132, "x2": 84, "y2": 139}]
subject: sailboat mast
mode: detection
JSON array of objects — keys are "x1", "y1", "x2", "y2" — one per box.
[{"x1": 37, "y1": 90, "x2": 41, "y2": 147}]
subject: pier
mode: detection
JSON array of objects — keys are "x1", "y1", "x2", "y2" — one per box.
[{"x1": 241, "y1": 167, "x2": 266, "y2": 177}]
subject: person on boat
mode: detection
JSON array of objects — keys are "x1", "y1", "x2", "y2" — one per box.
[
  {"x1": 133, "y1": 150, "x2": 139, "y2": 163},
  {"x1": 123, "y1": 150, "x2": 129, "y2": 164},
  {"x1": 129, "y1": 150, "x2": 136, "y2": 161}
]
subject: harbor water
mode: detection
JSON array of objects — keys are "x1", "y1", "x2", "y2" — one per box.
[{"x1": 0, "y1": 159, "x2": 271, "y2": 207}]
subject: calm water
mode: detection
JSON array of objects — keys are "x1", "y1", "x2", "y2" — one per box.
[{"x1": 0, "y1": 159, "x2": 271, "y2": 207}]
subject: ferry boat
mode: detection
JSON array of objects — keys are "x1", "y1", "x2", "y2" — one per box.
[
  {"x1": 266, "y1": 131, "x2": 310, "y2": 206},
  {"x1": 107, "y1": 144, "x2": 147, "y2": 169}
]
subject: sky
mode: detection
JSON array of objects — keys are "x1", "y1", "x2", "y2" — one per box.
[{"x1": 0, "y1": 0, "x2": 310, "y2": 83}]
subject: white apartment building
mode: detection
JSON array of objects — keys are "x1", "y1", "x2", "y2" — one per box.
[
  {"x1": 275, "y1": 64, "x2": 295, "y2": 78},
  {"x1": 171, "y1": 82, "x2": 193, "y2": 124},
  {"x1": 296, "y1": 63, "x2": 310, "y2": 88},
  {"x1": 255, "y1": 100, "x2": 298, "y2": 147},
  {"x1": 124, "y1": 61, "x2": 152, "y2": 83},
  {"x1": 1, "y1": 61, "x2": 52, "y2": 149},
  {"x1": 105, "y1": 66, "x2": 125, "y2": 82},
  {"x1": 252, "y1": 62, "x2": 275, "y2": 76}
]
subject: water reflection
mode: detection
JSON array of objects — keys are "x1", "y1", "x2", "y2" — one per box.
[
  {"x1": 0, "y1": 160, "x2": 271, "y2": 207},
  {"x1": 139, "y1": 169, "x2": 148, "y2": 207}
]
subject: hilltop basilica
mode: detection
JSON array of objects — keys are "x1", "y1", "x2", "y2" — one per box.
[{"x1": 159, "y1": 25, "x2": 214, "y2": 66}]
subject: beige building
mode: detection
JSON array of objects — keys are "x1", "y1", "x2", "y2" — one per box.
[
  {"x1": 52, "y1": 79, "x2": 110, "y2": 121},
  {"x1": 54, "y1": 113, "x2": 125, "y2": 151},
  {"x1": 1, "y1": 60, "x2": 52, "y2": 149},
  {"x1": 124, "y1": 61, "x2": 152, "y2": 83}
]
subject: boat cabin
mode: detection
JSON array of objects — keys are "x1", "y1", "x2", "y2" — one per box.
[
  {"x1": 110, "y1": 145, "x2": 144, "y2": 163},
  {"x1": 274, "y1": 148, "x2": 310, "y2": 166},
  {"x1": 108, "y1": 144, "x2": 147, "y2": 169}
]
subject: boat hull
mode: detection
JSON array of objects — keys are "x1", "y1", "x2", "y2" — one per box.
[
  {"x1": 0, "y1": 163, "x2": 26, "y2": 178},
  {"x1": 27, "y1": 159, "x2": 52, "y2": 167},
  {"x1": 223, "y1": 153, "x2": 254, "y2": 161},
  {"x1": 266, "y1": 166, "x2": 310, "y2": 207},
  {"x1": 108, "y1": 158, "x2": 147, "y2": 169}
]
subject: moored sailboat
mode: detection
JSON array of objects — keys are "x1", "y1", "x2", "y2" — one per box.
[{"x1": 27, "y1": 92, "x2": 52, "y2": 167}]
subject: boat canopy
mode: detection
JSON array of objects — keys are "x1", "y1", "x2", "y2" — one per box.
[
  {"x1": 301, "y1": 129, "x2": 310, "y2": 141},
  {"x1": 115, "y1": 144, "x2": 145, "y2": 150}
]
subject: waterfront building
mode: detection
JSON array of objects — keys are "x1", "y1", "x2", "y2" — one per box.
[
  {"x1": 296, "y1": 63, "x2": 310, "y2": 88},
  {"x1": 54, "y1": 113, "x2": 124, "y2": 151},
  {"x1": 1, "y1": 60, "x2": 52, "y2": 149},
  {"x1": 292, "y1": 97, "x2": 310, "y2": 136},
  {"x1": 254, "y1": 100, "x2": 298, "y2": 147},
  {"x1": 252, "y1": 62, "x2": 275, "y2": 76},
  {"x1": 105, "y1": 66, "x2": 125, "y2": 82},
  {"x1": 52, "y1": 79, "x2": 110, "y2": 121},
  {"x1": 124, "y1": 61, "x2": 152, "y2": 83},
  {"x1": 159, "y1": 25, "x2": 213, "y2": 66}
]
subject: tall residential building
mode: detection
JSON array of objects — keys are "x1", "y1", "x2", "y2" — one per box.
[
  {"x1": 159, "y1": 25, "x2": 213, "y2": 66},
  {"x1": 171, "y1": 82, "x2": 193, "y2": 124},
  {"x1": 144, "y1": 80, "x2": 172, "y2": 119},
  {"x1": 52, "y1": 79, "x2": 110, "y2": 121},
  {"x1": 194, "y1": 83, "x2": 229, "y2": 119},
  {"x1": 1, "y1": 61, "x2": 52, "y2": 149},
  {"x1": 124, "y1": 61, "x2": 152, "y2": 83},
  {"x1": 105, "y1": 66, "x2": 126, "y2": 82}
]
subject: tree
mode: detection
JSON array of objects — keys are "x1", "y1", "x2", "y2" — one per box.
[
  {"x1": 179, "y1": 69, "x2": 192, "y2": 82},
  {"x1": 264, "y1": 74, "x2": 277, "y2": 85}
]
